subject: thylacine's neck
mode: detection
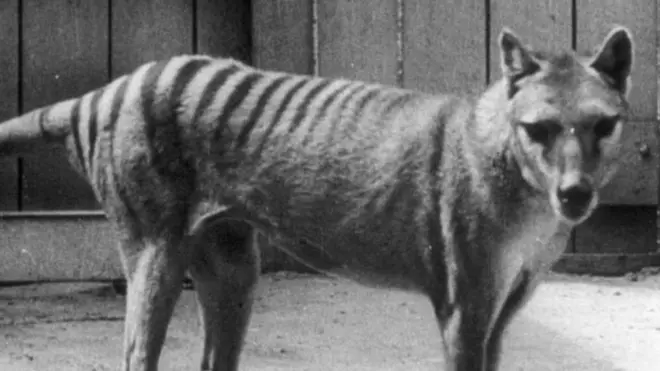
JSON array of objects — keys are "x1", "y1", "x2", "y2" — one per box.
[{"x1": 460, "y1": 80, "x2": 551, "y2": 223}]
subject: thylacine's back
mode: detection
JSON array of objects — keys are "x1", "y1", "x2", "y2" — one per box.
[{"x1": 0, "y1": 26, "x2": 634, "y2": 371}]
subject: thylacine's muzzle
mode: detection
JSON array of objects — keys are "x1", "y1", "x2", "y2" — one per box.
[
  {"x1": 552, "y1": 171, "x2": 599, "y2": 224},
  {"x1": 548, "y1": 120, "x2": 624, "y2": 225}
]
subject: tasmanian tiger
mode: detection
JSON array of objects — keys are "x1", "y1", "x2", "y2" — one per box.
[{"x1": 0, "y1": 26, "x2": 634, "y2": 371}]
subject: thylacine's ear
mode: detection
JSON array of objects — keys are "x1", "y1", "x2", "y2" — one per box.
[
  {"x1": 589, "y1": 26, "x2": 634, "y2": 95},
  {"x1": 499, "y1": 27, "x2": 541, "y2": 80}
]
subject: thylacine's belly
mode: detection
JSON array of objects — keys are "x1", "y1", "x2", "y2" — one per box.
[
  {"x1": 227, "y1": 171, "x2": 431, "y2": 290},
  {"x1": 258, "y1": 222, "x2": 431, "y2": 292}
]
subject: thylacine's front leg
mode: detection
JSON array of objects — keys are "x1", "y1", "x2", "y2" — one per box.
[
  {"x1": 483, "y1": 269, "x2": 534, "y2": 371},
  {"x1": 433, "y1": 267, "x2": 502, "y2": 371},
  {"x1": 484, "y1": 233, "x2": 571, "y2": 370},
  {"x1": 431, "y1": 239, "x2": 536, "y2": 371}
]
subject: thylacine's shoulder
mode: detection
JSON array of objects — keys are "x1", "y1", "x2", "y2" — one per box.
[{"x1": 398, "y1": 92, "x2": 474, "y2": 129}]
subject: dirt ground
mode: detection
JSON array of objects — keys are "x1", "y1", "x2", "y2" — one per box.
[{"x1": 1, "y1": 270, "x2": 659, "y2": 371}]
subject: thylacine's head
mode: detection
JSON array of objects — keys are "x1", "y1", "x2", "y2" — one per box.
[{"x1": 494, "y1": 26, "x2": 634, "y2": 226}]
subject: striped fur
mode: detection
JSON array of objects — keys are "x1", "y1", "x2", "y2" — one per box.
[{"x1": 0, "y1": 26, "x2": 634, "y2": 371}]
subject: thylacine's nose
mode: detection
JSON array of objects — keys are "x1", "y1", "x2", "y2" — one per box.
[{"x1": 556, "y1": 175, "x2": 594, "y2": 220}]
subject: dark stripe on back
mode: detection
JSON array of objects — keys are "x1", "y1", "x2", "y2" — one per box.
[
  {"x1": 234, "y1": 75, "x2": 290, "y2": 149},
  {"x1": 86, "y1": 89, "x2": 105, "y2": 176},
  {"x1": 97, "y1": 77, "x2": 129, "y2": 202},
  {"x1": 190, "y1": 64, "x2": 240, "y2": 124},
  {"x1": 140, "y1": 60, "x2": 172, "y2": 126},
  {"x1": 300, "y1": 82, "x2": 354, "y2": 146},
  {"x1": 252, "y1": 78, "x2": 310, "y2": 155},
  {"x1": 37, "y1": 106, "x2": 53, "y2": 140},
  {"x1": 142, "y1": 58, "x2": 209, "y2": 176},
  {"x1": 68, "y1": 99, "x2": 86, "y2": 174},
  {"x1": 351, "y1": 88, "x2": 381, "y2": 122},
  {"x1": 170, "y1": 59, "x2": 211, "y2": 113},
  {"x1": 140, "y1": 58, "x2": 209, "y2": 165},
  {"x1": 106, "y1": 78, "x2": 130, "y2": 135},
  {"x1": 313, "y1": 83, "x2": 366, "y2": 169},
  {"x1": 337, "y1": 87, "x2": 382, "y2": 144},
  {"x1": 324, "y1": 84, "x2": 368, "y2": 144},
  {"x1": 380, "y1": 92, "x2": 415, "y2": 118},
  {"x1": 212, "y1": 72, "x2": 262, "y2": 145},
  {"x1": 141, "y1": 58, "x2": 210, "y2": 231},
  {"x1": 106, "y1": 74, "x2": 139, "y2": 235},
  {"x1": 286, "y1": 79, "x2": 333, "y2": 134}
]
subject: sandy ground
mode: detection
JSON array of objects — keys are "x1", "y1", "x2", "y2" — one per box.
[{"x1": 0, "y1": 270, "x2": 659, "y2": 371}]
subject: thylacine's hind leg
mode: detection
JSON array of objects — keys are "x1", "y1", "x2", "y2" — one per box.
[
  {"x1": 117, "y1": 230, "x2": 188, "y2": 371},
  {"x1": 188, "y1": 219, "x2": 260, "y2": 371}
]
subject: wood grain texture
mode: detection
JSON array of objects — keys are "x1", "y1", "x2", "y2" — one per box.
[
  {"x1": 657, "y1": 0, "x2": 660, "y2": 250},
  {"x1": 403, "y1": 0, "x2": 486, "y2": 96},
  {"x1": 599, "y1": 121, "x2": 658, "y2": 205},
  {"x1": 21, "y1": 0, "x2": 108, "y2": 210},
  {"x1": 196, "y1": 0, "x2": 251, "y2": 61},
  {"x1": 252, "y1": 0, "x2": 313, "y2": 74},
  {"x1": 575, "y1": 206, "x2": 657, "y2": 254},
  {"x1": 576, "y1": 0, "x2": 656, "y2": 120},
  {"x1": 111, "y1": 0, "x2": 192, "y2": 77},
  {"x1": 0, "y1": 0, "x2": 19, "y2": 211},
  {"x1": 317, "y1": 0, "x2": 399, "y2": 85},
  {"x1": 0, "y1": 217, "x2": 122, "y2": 281},
  {"x1": 489, "y1": 0, "x2": 572, "y2": 83},
  {"x1": 552, "y1": 252, "x2": 660, "y2": 276}
]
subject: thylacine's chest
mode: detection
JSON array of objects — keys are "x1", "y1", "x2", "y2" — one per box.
[{"x1": 500, "y1": 215, "x2": 572, "y2": 273}]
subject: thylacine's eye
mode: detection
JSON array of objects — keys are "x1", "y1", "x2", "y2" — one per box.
[
  {"x1": 520, "y1": 121, "x2": 563, "y2": 146},
  {"x1": 593, "y1": 116, "x2": 619, "y2": 139}
]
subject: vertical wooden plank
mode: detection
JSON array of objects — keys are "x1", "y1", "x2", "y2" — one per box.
[
  {"x1": 0, "y1": 0, "x2": 19, "y2": 211},
  {"x1": 317, "y1": 0, "x2": 398, "y2": 85},
  {"x1": 21, "y1": 0, "x2": 108, "y2": 210},
  {"x1": 576, "y1": 0, "x2": 656, "y2": 120},
  {"x1": 403, "y1": 0, "x2": 486, "y2": 95},
  {"x1": 252, "y1": 0, "x2": 313, "y2": 74},
  {"x1": 0, "y1": 218, "x2": 122, "y2": 281},
  {"x1": 196, "y1": 0, "x2": 251, "y2": 62},
  {"x1": 657, "y1": 0, "x2": 660, "y2": 251},
  {"x1": 489, "y1": 0, "x2": 572, "y2": 83},
  {"x1": 111, "y1": 0, "x2": 193, "y2": 77}
]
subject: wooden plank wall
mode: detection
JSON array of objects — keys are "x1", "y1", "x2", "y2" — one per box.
[
  {"x1": 0, "y1": 0, "x2": 657, "y2": 280},
  {"x1": 0, "y1": 0, "x2": 19, "y2": 211}
]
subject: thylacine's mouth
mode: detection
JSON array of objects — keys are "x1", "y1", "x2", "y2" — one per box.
[{"x1": 550, "y1": 190, "x2": 599, "y2": 226}]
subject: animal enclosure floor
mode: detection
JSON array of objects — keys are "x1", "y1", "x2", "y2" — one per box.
[{"x1": 1, "y1": 271, "x2": 659, "y2": 371}]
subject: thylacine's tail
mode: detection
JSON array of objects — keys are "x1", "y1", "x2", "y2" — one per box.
[
  {"x1": 0, "y1": 97, "x2": 79, "y2": 157},
  {"x1": 0, "y1": 61, "x2": 138, "y2": 180},
  {"x1": 0, "y1": 54, "x2": 219, "y2": 177}
]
